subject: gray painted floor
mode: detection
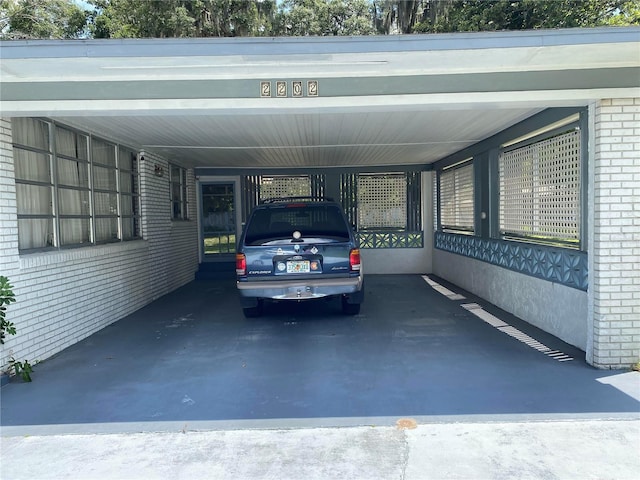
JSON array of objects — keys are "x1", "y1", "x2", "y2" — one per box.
[{"x1": 1, "y1": 275, "x2": 638, "y2": 429}]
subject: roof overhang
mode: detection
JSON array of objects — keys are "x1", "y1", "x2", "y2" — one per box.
[{"x1": 1, "y1": 27, "x2": 638, "y2": 170}]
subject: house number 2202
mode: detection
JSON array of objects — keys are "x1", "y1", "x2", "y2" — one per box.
[{"x1": 260, "y1": 80, "x2": 318, "y2": 98}]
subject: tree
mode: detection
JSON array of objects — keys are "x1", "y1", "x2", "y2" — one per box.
[
  {"x1": 374, "y1": 0, "x2": 422, "y2": 34},
  {"x1": 90, "y1": 0, "x2": 196, "y2": 38},
  {"x1": 2, "y1": 0, "x2": 637, "y2": 40},
  {"x1": 412, "y1": 0, "x2": 637, "y2": 33},
  {"x1": 89, "y1": 0, "x2": 277, "y2": 38},
  {"x1": 1, "y1": 0, "x2": 89, "y2": 39},
  {"x1": 200, "y1": 0, "x2": 278, "y2": 37},
  {"x1": 276, "y1": 0, "x2": 375, "y2": 36},
  {"x1": 604, "y1": 0, "x2": 640, "y2": 25}
]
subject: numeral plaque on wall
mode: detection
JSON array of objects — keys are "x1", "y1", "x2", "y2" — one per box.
[
  {"x1": 260, "y1": 80, "x2": 318, "y2": 98},
  {"x1": 307, "y1": 80, "x2": 318, "y2": 96},
  {"x1": 260, "y1": 81, "x2": 271, "y2": 98}
]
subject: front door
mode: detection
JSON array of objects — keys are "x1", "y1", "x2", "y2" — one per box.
[{"x1": 201, "y1": 183, "x2": 236, "y2": 256}]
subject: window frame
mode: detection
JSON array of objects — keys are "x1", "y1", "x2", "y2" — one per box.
[
  {"x1": 498, "y1": 126, "x2": 582, "y2": 248},
  {"x1": 438, "y1": 160, "x2": 474, "y2": 234},
  {"x1": 170, "y1": 163, "x2": 189, "y2": 221},
  {"x1": 12, "y1": 118, "x2": 141, "y2": 252}
]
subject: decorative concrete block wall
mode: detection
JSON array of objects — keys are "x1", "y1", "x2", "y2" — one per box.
[
  {"x1": 0, "y1": 118, "x2": 199, "y2": 369},
  {"x1": 433, "y1": 250, "x2": 589, "y2": 351},
  {"x1": 589, "y1": 98, "x2": 640, "y2": 368}
]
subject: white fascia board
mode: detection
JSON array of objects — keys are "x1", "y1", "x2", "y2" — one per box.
[
  {"x1": 2, "y1": 26, "x2": 638, "y2": 58},
  {"x1": 2, "y1": 88, "x2": 638, "y2": 117},
  {"x1": 1, "y1": 43, "x2": 638, "y2": 83}
]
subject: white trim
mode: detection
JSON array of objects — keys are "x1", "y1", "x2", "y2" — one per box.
[
  {"x1": 586, "y1": 101, "x2": 597, "y2": 365},
  {"x1": 3, "y1": 88, "x2": 639, "y2": 116},
  {"x1": 196, "y1": 175, "x2": 241, "y2": 263},
  {"x1": 19, "y1": 240, "x2": 148, "y2": 269}
]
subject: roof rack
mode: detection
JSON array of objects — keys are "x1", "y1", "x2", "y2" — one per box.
[{"x1": 260, "y1": 196, "x2": 335, "y2": 204}]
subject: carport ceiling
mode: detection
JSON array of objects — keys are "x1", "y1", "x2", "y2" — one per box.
[
  {"x1": 55, "y1": 109, "x2": 541, "y2": 168},
  {"x1": 1, "y1": 27, "x2": 638, "y2": 170}
]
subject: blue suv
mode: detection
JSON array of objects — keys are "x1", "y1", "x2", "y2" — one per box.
[{"x1": 236, "y1": 197, "x2": 364, "y2": 317}]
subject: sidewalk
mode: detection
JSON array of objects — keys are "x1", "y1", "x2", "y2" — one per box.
[{"x1": 2, "y1": 417, "x2": 639, "y2": 479}]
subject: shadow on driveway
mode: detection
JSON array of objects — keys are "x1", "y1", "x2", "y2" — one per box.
[{"x1": 1, "y1": 275, "x2": 638, "y2": 429}]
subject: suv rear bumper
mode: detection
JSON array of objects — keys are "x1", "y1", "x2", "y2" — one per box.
[{"x1": 237, "y1": 275, "x2": 363, "y2": 302}]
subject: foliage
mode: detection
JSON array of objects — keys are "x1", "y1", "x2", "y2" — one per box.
[
  {"x1": 0, "y1": 0, "x2": 89, "y2": 39},
  {"x1": 0, "y1": 276, "x2": 16, "y2": 345},
  {"x1": 413, "y1": 0, "x2": 636, "y2": 33},
  {"x1": 1, "y1": 1, "x2": 639, "y2": 39},
  {"x1": 9, "y1": 357, "x2": 32, "y2": 382},
  {"x1": 277, "y1": 0, "x2": 375, "y2": 36},
  {"x1": 0, "y1": 276, "x2": 33, "y2": 381},
  {"x1": 373, "y1": 0, "x2": 423, "y2": 34},
  {"x1": 89, "y1": 0, "x2": 278, "y2": 38},
  {"x1": 90, "y1": 0, "x2": 197, "y2": 38},
  {"x1": 604, "y1": 0, "x2": 640, "y2": 26}
]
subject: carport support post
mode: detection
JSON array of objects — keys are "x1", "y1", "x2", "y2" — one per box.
[
  {"x1": 325, "y1": 173, "x2": 341, "y2": 206},
  {"x1": 588, "y1": 98, "x2": 640, "y2": 369},
  {"x1": 473, "y1": 153, "x2": 491, "y2": 239}
]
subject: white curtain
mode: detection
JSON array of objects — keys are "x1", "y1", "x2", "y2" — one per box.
[
  {"x1": 119, "y1": 148, "x2": 137, "y2": 240},
  {"x1": 92, "y1": 139, "x2": 118, "y2": 242},
  {"x1": 13, "y1": 119, "x2": 53, "y2": 250},
  {"x1": 16, "y1": 182, "x2": 52, "y2": 249},
  {"x1": 12, "y1": 118, "x2": 49, "y2": 150},
  {"x1": 56, "y1": 128, "x2": 89, "y2": 245}
]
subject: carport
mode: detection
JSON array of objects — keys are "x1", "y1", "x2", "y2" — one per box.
[{"x1": 0, "y1": 26, "x2": 639, "y2": 376}]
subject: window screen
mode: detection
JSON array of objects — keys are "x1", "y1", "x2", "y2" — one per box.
[
  {"x1": 499, "y1": 129, "x2": 581, "y2": 245},
  {"x1": 439, "y1": 162, "x2": 474, "y2": 232}
]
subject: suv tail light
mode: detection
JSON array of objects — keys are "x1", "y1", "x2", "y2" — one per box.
[
  {"x1": 236, "y1": 253, "x2": 247, "y2": 276},
  {"x1": 349, "y1": 249, "x2": 361, "y2": 272}
]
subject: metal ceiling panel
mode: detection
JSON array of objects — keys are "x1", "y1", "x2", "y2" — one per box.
[{"x1": 57, "y1": 108, "x2": 540, "y2": 168}]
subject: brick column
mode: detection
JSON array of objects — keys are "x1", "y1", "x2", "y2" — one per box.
[
  {"x1": 0, "y1": 118, "x2": 19, "y2": 275},
  {"x1": 589, "y1": 98, "x2": 640, "y2": 368}
]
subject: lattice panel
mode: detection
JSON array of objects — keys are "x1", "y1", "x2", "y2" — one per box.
[
  {"x1": 440, "y1": 162, "x2": 474, "y2": 231},
  {"x1": 357, "y1": 231, "x2": 423, "y2": 248},
  {"x1": 259, "y1": 175, "x2": 311, "y2": 201},
  {"x1": 500, "y1": 130, "x2": 581, "y2": 243},
  {"x1": 357, "y1": 174, "x2": 406, "y2": 229}
]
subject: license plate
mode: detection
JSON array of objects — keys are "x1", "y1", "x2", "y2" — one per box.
[{"x1": 287, "y1": 260, "x2": 310, "y2": 273}]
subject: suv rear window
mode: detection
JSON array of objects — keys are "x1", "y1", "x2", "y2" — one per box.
[{"x1": 245, "y1": 204, "x2": 350, "y2": 245}]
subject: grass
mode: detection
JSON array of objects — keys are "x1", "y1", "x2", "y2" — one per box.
[{"x1": 204, "y1": 235, "x2": 236, "y2": 254}]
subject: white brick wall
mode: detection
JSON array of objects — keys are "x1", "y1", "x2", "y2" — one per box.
[
  {"x1": 0, "y1": 119, "x2": 19, "y2": 276},
  {"x1": 0, "y1": 118, "x2": 199, "y2": 370},
  {"x1": 139, "y1": 151, "x2": 199, "y2": 298},
  {"x1": 590, "y1": 98, "x2": 640, "y2": 368}
]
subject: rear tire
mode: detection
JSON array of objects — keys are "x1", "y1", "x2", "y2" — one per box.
[
  {"x1": 242, "y1": 299, "x2": 263, "y2": 318},
  {"x1": 341, "y1": 296, "x2": 361, "y2": 315}
]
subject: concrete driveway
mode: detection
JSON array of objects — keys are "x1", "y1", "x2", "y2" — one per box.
[{"x1": 1, "y1": 274, "x2": 638, "y2": 430}]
